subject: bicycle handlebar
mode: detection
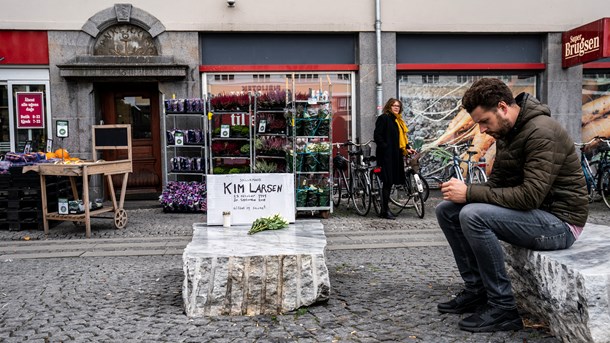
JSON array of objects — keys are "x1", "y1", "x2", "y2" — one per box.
[
  {"x1": 438, "y1": 143, "x2": 473, "y2": 149},
  {"x1": 575, "y1": 136, "x2": 610, "y2": 147},
  {"x1": 335, "y1": 140, "x2": 374, "y2": 149}
]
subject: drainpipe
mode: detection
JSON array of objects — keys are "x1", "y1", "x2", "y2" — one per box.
[{"x1": 375, "y1": 0, "x2": 383, "y2": 115}]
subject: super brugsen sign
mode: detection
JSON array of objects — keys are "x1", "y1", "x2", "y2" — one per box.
[
  {"x1": 206, "y1": 173, "x2": 296, "y2": 226},
  {"x1": 562, "y1": 18, "x2": 610, "y2": 68},
  {"x1": 16, "y1": 92, "x2": 45, "y2": 129}
]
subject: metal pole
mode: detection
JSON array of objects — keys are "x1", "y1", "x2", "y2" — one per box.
[{"x1": 375, "y1": 0, "x2": 383, "y2": 115}]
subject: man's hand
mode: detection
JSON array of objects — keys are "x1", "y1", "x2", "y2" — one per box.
[{"x1": 441, "y1": 178, "x2": 467, "y2": 203}]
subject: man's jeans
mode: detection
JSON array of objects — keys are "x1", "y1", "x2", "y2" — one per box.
[{"x1": 435, "y1": 201, "x2": 575, "y2": 310}]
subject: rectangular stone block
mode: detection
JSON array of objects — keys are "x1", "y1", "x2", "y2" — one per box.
[
  {"x1": 183, "y1": 220, "x2": 330, "y2": 317},
  {"x1": 504, "y1": 223, "x2": 610, "y2": 343}
]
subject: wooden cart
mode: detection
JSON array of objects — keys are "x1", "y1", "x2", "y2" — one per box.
[{"x1": 24, "y1": 124, "x2": 133, "y2": 238}]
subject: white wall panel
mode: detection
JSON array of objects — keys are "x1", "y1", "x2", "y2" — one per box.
[{"x1": 0, "y1": 0, "x2": 608, "y2": 32}]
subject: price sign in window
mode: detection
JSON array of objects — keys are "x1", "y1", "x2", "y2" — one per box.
[{"x1": 16, "y1": 92, "x2": 45, "y2": 129}]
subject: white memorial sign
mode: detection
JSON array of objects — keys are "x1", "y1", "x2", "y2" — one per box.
[{"x1": 207, "y1": 173, "x2": 295, "y2": 226}]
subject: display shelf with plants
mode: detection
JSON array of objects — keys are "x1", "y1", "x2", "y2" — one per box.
[
  {"x1": 162, "y1": 97, "x2": 208, "y2": 184},
  {"x1": 286, "y1": 84, "x2": 333, "y2": 213},
  {"x1": 207, "y1": 94, "x2": 253, "y2": 174},
  {"x1": 252, "y1": 91, "x2": 290, "y2": 173}
]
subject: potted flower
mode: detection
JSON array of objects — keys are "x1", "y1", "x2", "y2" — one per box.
[{"x1": 159, "y1": 181, "x2": 207, "y2": 213}]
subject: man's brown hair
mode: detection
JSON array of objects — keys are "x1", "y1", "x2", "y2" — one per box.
[{"x1": 461, "y1": 78, "x2": 516, "y2": 113}]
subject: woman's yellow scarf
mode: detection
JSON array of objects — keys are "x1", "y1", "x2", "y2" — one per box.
[{"x1": 392, "y1": 112, "x2": 409, "y2": 156}]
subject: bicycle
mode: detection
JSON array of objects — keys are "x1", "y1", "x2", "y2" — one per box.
[
  {"x1": 575, "y1": 136, "x2": 610, "y2": 209},
  {"x1": 369, "y1": 152, "x2": 425, "y2": 218},
  {"x1": 332, "y1": 140, "x2": 374, "y2": 216},
  {"x1": 435, "y1": 143, "x2": 488, "y2": 185}
]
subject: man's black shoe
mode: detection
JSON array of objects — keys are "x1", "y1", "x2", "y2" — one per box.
[
  {"x1": 437, "y1": 289, "x2": 487, "y2": 314},
  {"x1": 458, "y1": 304, "x2": 523, "y2": 332}
]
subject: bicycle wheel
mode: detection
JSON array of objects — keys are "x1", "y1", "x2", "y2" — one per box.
[
  {"x1": 332, "y1": 168, "x2": 343, "y2": 207},
  {"x1": 388, "y1": 183, "x2": 410, "y2": 216},
  {"x1": 408, "y1": 173, "x2": 425, "y2": 218},
  {"x1": 352, "y1": 170, "x2": 371, "y2": 216},
  {"x1": 469, "y1": 166, "x2": 488, "y2": 184},
  {"x1": 412, "y1": 192, "x2": 425, "y2": 218},
  {"x1": 370, "y1": 171, "x2": 382, "y2": 215},
  {"x1": 416, "y1": 172, "x2": 429, "y2": 202},
  {"x1": 600, "y1": 167, "x2": 610, "y2": 209}
]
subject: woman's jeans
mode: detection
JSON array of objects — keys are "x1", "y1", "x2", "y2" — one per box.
[{"x1": 435, "y1": 201, "x2": 576, "y2": 310}]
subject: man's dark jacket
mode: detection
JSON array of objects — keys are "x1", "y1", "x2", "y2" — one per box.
[{"x1": 467, "y1": 93, "x2": 589, "y2": 227}]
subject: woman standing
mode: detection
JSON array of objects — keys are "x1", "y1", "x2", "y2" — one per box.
[{"x1": 374, "y1": 98, "x2": 414, "y2": 219}]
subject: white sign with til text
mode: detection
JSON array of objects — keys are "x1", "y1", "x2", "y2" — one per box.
[{"x1": 206, "y1": 173, "x2": 295, "y2": 226}]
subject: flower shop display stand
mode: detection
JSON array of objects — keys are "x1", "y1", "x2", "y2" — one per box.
[
  {"x1": 161, "y1": 96, "x2": 208, "y2": 185},
  {"x1": 288, "y1": 77, "x2": 333, "y2": 218},
  {"x1": 23, "y1": 124, "x2": 133, "y2": 238}
]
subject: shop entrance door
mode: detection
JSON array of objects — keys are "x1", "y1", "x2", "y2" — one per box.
[{"x1": 99, "y1": 83, "x2": 161, "y2": 199}]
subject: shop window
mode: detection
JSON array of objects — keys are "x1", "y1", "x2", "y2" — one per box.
[
  {"x1": 0, "y1": 84, "x2": 8, "y2": 152},
  {"x1": 290, "y1": 74, "x2": 319, "y2": 80},
  {"x1": 337, "y1": 74, "x2": 350, "y2": 80},
  {"x1": 253, "y1": 74, "x2": 271, "y2": 82},
  {"x1": 398, "y1": 73, "x2": 536, "y2": 172},
  {"x1": 582, "y1": 73, "x2": 610, "y2": 147},
  {"x1": 422, "y1": 75, "x2": 439, "y2": 84},
  {"x1": 214, "y1": 74, "x2": 235, "y2": 81},
  {"x1": 116, "y1": 96, "x2": 151, "y2": 139},
  {"x1": 205, "y1": 72, "x2": 353, "y2": 154},
  {"x1": 456, "y1": 75, "x2": 480, "y2": 83},
  {"x1": 11, "y1": 84, "x2": 49, "y2": 153}
]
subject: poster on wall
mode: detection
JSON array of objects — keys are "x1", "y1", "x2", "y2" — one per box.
[
  {"x1": 16, "y1": 92, "x2": 45, "y2": 129},
  {"x1": 582, "y1": 73, "x2": 610, "y2": 154},
  {"x1": 399, "y1": 75, "x2": 537, "y2": 179},
  {"x1": 207, "y1": 173, "x2": 295, "y2": 226}
]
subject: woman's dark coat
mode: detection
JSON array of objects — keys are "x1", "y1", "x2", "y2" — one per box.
[{"x1": 374, "y1": 113, "x2": 405, "y2": 185}]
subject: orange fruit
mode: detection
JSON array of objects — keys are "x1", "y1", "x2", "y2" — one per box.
[
  {"x1": 45, "y1": 152, "x2": 57, "y2": 159},
  {"x1": 54, "y1": 148, "x2": 70, "y2": 159}
]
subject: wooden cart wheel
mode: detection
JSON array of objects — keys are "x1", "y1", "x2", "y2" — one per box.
[{"x1": 114, "y1": 209, "x2": 128, "y2": 229}]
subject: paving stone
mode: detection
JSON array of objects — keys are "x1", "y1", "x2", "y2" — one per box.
[{"x1": 0, "y1": 191, "x2": 606, "y2": 341}]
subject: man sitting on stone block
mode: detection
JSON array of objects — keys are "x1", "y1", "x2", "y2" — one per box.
[{"x1": 435, "y1": 78, "x2": 589, "y2": 332}]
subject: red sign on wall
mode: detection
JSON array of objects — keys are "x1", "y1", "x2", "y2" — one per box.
[
  {"x1": 562, "y1": 18, "x2": 610, "y2": 68},
  {"x1": 16, "y1": 92, "x2": 45, "y2": 129}
]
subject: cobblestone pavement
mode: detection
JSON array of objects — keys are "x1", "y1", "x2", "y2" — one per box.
[{"x1": 1, "y1": 191, "x2": 608, "y2": 342}]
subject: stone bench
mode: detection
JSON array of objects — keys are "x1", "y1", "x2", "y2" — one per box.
[
  {"x1": 182, "y1": 219, "x2": 330, "y2": 317},
  {"x1": 504, "y1": 223, "x2": 610, "y2": 343}
]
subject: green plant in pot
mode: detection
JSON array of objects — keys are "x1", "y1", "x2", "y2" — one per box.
[
  {"x1": 318, "y1": 187, "x2": 330, "y2": 206},
  {"x1": 255, "y1": 160, "x2": 278, "y2": 173},
  {"x1": 231, "y1": 125, "x2": 249, "y2": 138},
  {"x1": 240, "y1": 144, "x2": 250, "y2": 156},
  {"x1": 213, "y1": 166, "x2": 227, "y2": 174},
  {"x1": 296, "y1": 187, "x2": 308, "y2": 207},
  {"x1": 306, "y1": 185, "x2": 319, "y2": 207},
  {"x1": 312, "y1": 142, "x2": 331, "y2": 172}
]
